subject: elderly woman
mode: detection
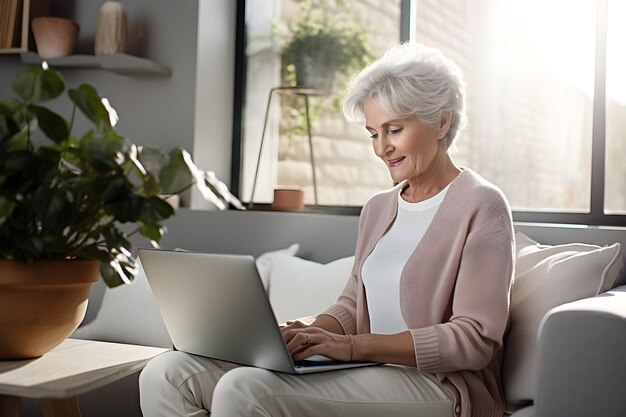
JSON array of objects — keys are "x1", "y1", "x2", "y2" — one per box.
[{"x1": 139, "y1": 43, "x2": 514, "y2": 417}]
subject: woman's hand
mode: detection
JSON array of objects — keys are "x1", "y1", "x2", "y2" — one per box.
[{"x1": 281, "y1": 325, "x2": 353, "y2": 362}]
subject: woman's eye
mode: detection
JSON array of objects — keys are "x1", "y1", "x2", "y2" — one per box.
[
  {"x1": 369, "y1": 133, "x2": 378, "y2": 140},
  {"x1": 389, "y1": 127, "x2": 402, "y2": 135}
]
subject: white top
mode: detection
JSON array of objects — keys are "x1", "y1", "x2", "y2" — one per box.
[{"x1": 362, "y1": 184, "x2": 450, "y2": 334}]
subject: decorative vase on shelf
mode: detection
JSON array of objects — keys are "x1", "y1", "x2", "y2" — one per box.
[
  {"x1": 31, "y1": 17, "x2": 80, "y2": 59},
  {"x1": 95, "y1": 0, "x2": 127, "y2": 55}
]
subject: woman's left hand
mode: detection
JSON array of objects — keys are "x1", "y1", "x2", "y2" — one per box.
[{"x1": 282, "y1": 326, "x2": 353, "y2": 362}]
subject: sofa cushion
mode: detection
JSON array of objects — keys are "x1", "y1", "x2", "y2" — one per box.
[
  {"x1": 256, "y1": 243, "x2": 300, "y2": 293},
  {"x1": 265, "y1": 253, "x2": 354, "y2": 325},
  {"x1": 503, "y1": 232, "x2": 623, "y2": 405}
]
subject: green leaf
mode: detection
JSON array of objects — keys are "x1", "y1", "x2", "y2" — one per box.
[
  {"x1": 68, "y1": 84, "x2": 111, "y2": 130},
  {"x1": 0, "y1": 99, "x2": 22, "y2": 116},
  {"x1": 138, "y1": 196, "x2": 175, "y2": 224},
  {"x1": 30, "y1": 105, "x2": 69, "y2": 144},
  {"x1": 12, "y1": 66, "x2": 65, "y2": 103},
  {"x1": 158, "y1": 148, "x2": 193, "y2": 194},
  {"x1": 138, "y1": 146, "x2": 169, "y2": 171},
  {"x1": 32, "y1": 187, "x2": 69, "y2": 228},
  {"x1": 0, "y1": 115, "x2": 11, "y2": 142},
  {"x1": 0, "y1": 197, "x2": 15, "y2": 227},
  {"x1": 100, "y1": 261, "x2": 125, "y2": 287},
  {"x1": 104, "y1": 194, "x2": 144, "y2": 222},
  {"x1": 4, "y1": 150, "x2": 36, "y2": 173},
  {"x1": 1, "y1": 131, "x2": 29, "y2": 152},
  {"x1": 0, "y1": 111, "x2": 21, "y2": 145},
  {"x1": 16, "y1": 235, "x2": 44, "y2": 257},
  {"x1": 100, "y1": 256, "x2": 138, "y2": 288},
  {"x1": 205, "y1": 170, "x2": 244, "y2": 210},
  {"x1": 100, "y1": 176, "x2": 131, "y2": 202},
  {"x1": 142, "y1": 172, "x2": 160, "y2": 196},
  {"x1": 79, "y1": 128, "x2": 128, "y2": 172},
  {"x1": 75, "y1": 245, "x2": 112, "y2": 262},
  {"x1": 139, "y1": 223, "x2": 165, "y2": 242},
  {"x1": 101, "y1": 227, "x2": 131, "y2": 250}
]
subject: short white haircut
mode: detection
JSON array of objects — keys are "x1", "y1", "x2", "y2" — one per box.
[{"x1": 343, "y1": 42, "x2": 467, "y2": 150}]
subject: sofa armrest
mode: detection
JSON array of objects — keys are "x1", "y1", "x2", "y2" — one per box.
[{"x1": 533, "y1": 285, "x2": 626, "y2": 417}]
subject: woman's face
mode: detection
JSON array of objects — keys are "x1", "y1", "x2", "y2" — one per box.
[{"x1": 363, "y1": 98, "x2": 443, "y2": 184}]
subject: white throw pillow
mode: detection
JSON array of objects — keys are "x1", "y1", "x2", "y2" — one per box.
[
  {"x1": 255, "y1": 243, "x2": 300, "y2": 292},
  {"x1": 503, "y1": 232, "x2": 623, "y2": 405},
  {"x1": 267, "y1": 253, "x2": 354, "y2": 325}
]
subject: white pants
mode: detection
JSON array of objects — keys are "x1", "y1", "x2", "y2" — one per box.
[{"x1": 139, "y1": 351, "x2": 455, "y2": 417}]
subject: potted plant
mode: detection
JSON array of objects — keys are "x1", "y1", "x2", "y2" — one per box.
[
  {"x1": 280, "y1": 0, "x2": 374, "y2": 91},
  {"x1": 0, "y1": 65, "x2": 242, "y2": 359}
]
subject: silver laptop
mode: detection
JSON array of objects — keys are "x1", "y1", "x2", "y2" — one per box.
[{"x1": 138, "y1": 249, "x2": 376, "y2": 374}]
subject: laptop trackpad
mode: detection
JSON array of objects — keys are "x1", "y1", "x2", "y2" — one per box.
[{"x1": 295, "y1": 354, "x2": 338, "y2": 367}]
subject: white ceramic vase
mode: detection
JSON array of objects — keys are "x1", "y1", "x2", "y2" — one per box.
[{"x1": 94, "y1": 0, "x2": 127, "y2": 55}]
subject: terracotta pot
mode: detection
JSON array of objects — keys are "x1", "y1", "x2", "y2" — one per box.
[
  {"x1": 272, "y1": 188, "x2": 305, "y2": 211},
  {"x1": 31, "y1": 16, "x2": 80, "y2": 59},
  {"x1": 0, "y1": 259, "x2": 99, "y2": 359}
]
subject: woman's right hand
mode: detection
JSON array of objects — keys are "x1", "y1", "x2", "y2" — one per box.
[
  {"x1": 280, "y1": 320, "x2": 317, "y2": 358},
  {"x1": 280, "y1": 314, "x2": 344, "y2": 335},
  {"x1": 281, "y1": 325, "x2": 355, "y2": 362},
  {"x1": 279, "y1": 319, "x2": 309, "y2": 332}
]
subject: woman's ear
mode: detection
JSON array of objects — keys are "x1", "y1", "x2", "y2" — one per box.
[{"x1": 438, "y1": 111, "x2": 452, "y2": 140}]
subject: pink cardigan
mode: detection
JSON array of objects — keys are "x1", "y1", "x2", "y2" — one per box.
[{"x1": 321, "y1": 168, "x2": 515, "y2": 417}]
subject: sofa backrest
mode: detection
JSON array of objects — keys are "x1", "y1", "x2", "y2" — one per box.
[
  {"x1": 158, "y1": 209, "x2": 361, "y2": 263},
  {"x1": 155, "y1": 210, "x2": 626, "y2": 274}
]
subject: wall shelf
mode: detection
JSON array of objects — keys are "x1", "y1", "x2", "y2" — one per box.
[
  {"x1": 0, "y1": 48, "x2": 27, "y2": 54},
  {"x1": 20, "y1": 52, "x2": 171, "y2": 76}
]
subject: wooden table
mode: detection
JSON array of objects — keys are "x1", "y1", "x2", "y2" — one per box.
[{"x1": 0, "y1": 338, "x2": 169, "y2": 417}]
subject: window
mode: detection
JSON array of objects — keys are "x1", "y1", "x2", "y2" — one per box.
[
  {"x1": 235, "y1": 0, "x2": 401, "y2": 207},
  {"x1": 232, "y1": 0, "x2": 625, "y2": 226},
  {"x1": 605, "y1": 0, "x2": 626, "y2": 214},
  {"x1": 416, "y1": 0, "x2": 595, "y2": 213}
]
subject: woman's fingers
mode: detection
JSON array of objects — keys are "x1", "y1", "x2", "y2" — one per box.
[
  {"x1": 285, "y1": 330, "x2": 314, "y2": 354},
  {"x1": 282, "y1": 327, "x2": 355, "y2": 361},
  {"x1": 279, "y1": 320, "x2": 307, "y2": 335},
  {"x1": 284, "y1": 320, "x2": 307, "y2": 329}
]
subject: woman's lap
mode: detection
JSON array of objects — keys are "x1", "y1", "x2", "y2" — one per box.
[{"x1": 139, "y1": 351, "x2": 454, "y2": 417}]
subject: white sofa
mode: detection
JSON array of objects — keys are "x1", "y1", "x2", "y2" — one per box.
[{"x1": 22, "y1": 209, "x2": 626, "y2": 417}]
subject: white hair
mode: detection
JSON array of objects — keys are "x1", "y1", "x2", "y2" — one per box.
[{"x1": 343, "y1": 43, "x2": 467, "y2": 150}]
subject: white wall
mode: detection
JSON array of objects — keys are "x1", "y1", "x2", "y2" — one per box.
[{"x1": 191, "y1": 0, "x2": 238, "y2": 209}]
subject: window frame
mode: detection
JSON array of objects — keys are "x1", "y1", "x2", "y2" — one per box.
[{"x1": 230, "y1": 0, "x2": 626, "y2": 227}]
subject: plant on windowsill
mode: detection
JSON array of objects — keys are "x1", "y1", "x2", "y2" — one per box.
[
  {"x1": 280, "y1": 0, "x2": 374, "y2": 92},
  {"x1": 0, "y1": 65, "x2": 243, "y2": 359}
]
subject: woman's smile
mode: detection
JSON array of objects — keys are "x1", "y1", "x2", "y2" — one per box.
[{"x1": 387, "y1": 156, "x2": 406, "y2": 167}]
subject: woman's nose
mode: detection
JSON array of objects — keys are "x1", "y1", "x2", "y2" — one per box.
[{"x1": 374, "y1": 135, "x2": 393, "y2": 157}]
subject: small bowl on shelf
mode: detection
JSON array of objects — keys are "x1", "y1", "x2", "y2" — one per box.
[{"x1": 31, "y1": 17, "x2": 80, "y2": 59}]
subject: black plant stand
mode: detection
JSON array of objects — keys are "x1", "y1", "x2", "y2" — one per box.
[{"x1": 248, "y1": 86, "x2": 328, "y2": 208}]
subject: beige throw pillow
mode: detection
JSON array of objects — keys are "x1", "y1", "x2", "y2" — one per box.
[{"x1": 503, "y1": 232, "x2": 623, "y2": 405}]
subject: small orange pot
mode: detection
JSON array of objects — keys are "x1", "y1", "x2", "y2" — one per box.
[
  {"x1": 0, "y1": 259, "x2": 99, "y2": 359},
  {"x1": 272, "y1": 188, "x2": 305, "y2": 211}
]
